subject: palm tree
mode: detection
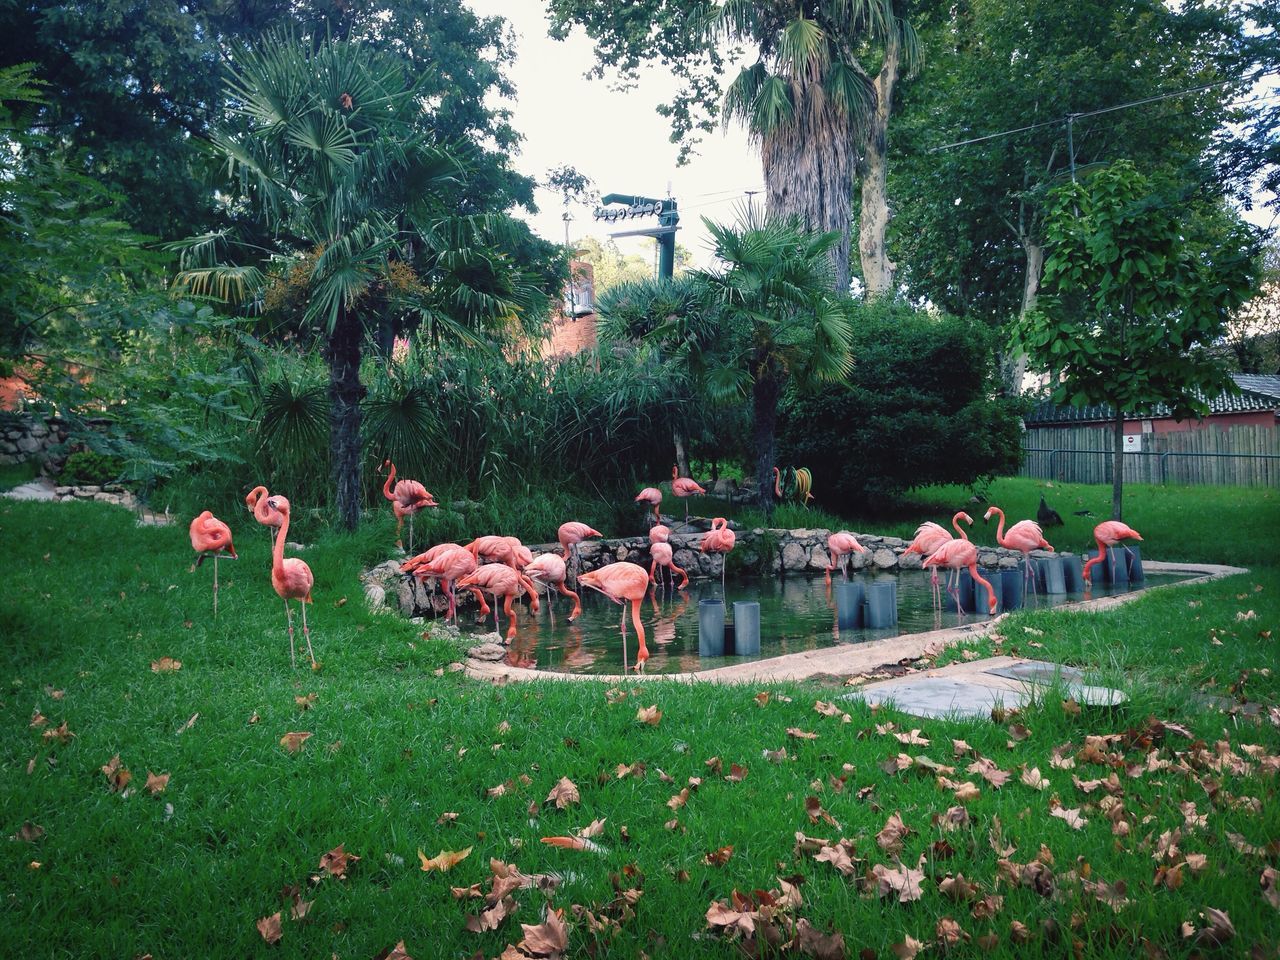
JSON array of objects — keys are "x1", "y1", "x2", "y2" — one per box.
[
  {"x1": 656, "y1": 213, "x2": 855, "y2": 513},
  {"x1": 717, "y1": 0, "x2": 920, "y2": 293},
  {"x1": 173, "y1": 32, "x2": 538, "y2": 529}
]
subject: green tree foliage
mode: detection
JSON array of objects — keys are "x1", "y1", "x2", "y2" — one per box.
[
  {"x1": 889, "y1": 0, "x2": 1250, "y2": 392},
  {"x1": 778, "y1": 300, "x2": 1023, "y2": 504},
  {"x1": 574, "y1": 236, "x2": 658, "y2": 295},
  {"x1": 1013, "y1": 161, "x2": 1260, "y2": 520}
]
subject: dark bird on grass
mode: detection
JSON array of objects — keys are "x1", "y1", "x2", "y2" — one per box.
[
  {"x1": 1073, "y1": 510, "x2": 1095, "y2": 518},
  {"x1": 1037, "y1": 496, "x2": 1064, "y2": 528}
]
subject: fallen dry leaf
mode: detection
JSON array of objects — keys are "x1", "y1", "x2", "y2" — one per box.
[
  {"x1": 29, "y1": 710, "x2": 48, "y2": 729},
  {"x1": 1049, "y1": 803, "x2": 1088, "y2": 830},
  {"x1": 42, "y1": 721, "x2": 74, "y2": 745},
  {"x1": 891, "y1": 935, "x2": 925, "y2": 959},
  {"x1": 1261, "y1": 866, "x2": 1280, "y2": 911},
  {"x1": 150, "y1": 657, "x2": 182, "y2": 673},
  {"x1": 787, "y1": 727, "x2": 819, "y2": 740},
  {"x1": 545, "y1": 777, "x2": 580, "y2": 809},
  {"x1": 518, "y1": 907, "x2": 568, "y2": 957},
  {"x1": 101, "y1": 754, "x2": 131, "y2": 792},
  {"x1": 14, "y1": 822, "x2": 44, "y2": 842},
  {"x1": 667, "y1": 788, "x2": 690, "y2": 811},
  {"x1": 876, "y1": 812, "x2": 912, "y2": 856},
  {"x1": 894, "y1": 729, "x2": 930, "y2": 746},
  {"x1": 1182, "y1": 908, "x2": 1236, "y2": 948},
  {"x1": 256, "y1": 912, "x2": 283, "y2": 944},
  {"x1": 754, "y1": 691, "x2": 771, "y2": 707},
  {"x1": 176, "y1": 712, "x2": 199, "y2": 734},
  {"x1": 614, "y1": 761, "x2": 646, "y2": 780},
  {"x1": 968, "y1": 757, "x2": 1011, "y2": 789},
  {"x1": 636, "y1": 705, "x2": 662, "y2": 726},
  {"x1": 873, "y1": 862, "x2": 926, "y2": 903},
  {"x1": 375, "y1": 940, "x2": 413, "y2": 960},
  {"x1": 295, "y1": 693, "x2": 316, "y2": 710},
  {"x1": 703, "y1": 845, "x2": 734, "y2": 867},
  {"x1": 417, "y1": 846, "x2": 472, "y2": 872},
  {"x1": 814, "y1": 839, "x2": 860, "y2": 877},
  {"x1": 144, "y1": 771, "x2": 170, "y2": 795},
  {"x1": 1020, "y1": 767, "x2": 1049, "y2": 791},
  {"x1": 318, "y1": 843, "x2": 360, "y2": 878},
  {"x1": 576, "y1": 818, "x2": 606, "y2": 839},
  {"x1": 726, "y1": 763, "x2": 748, "y2": 782},
  {"x1": 936, "y1": 916, "x2": 968, "y2": 948},
  {"x1": 279, "y1": 731, "x2": 312, "y2": 753}
]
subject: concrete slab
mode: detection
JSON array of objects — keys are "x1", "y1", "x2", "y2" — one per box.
[
  {"x1": 2, "y1": 478, "x2": 55, "y2": 501},
  {"x1": 984, "y1": 661, "x2": 1086, "y2": 685},
  {"x1": 848, "y1": 675, "x2": 1030, "y2": 719}
]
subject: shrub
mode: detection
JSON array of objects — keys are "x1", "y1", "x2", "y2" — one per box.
[
  {"x1": 777, "y1": 300, "x2": 1024, "y2": 506},
  {"x1": 58, "y1": 450, "x2": 126, "y2": 486}
]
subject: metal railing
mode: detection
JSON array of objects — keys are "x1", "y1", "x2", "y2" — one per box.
[{"x1": 1022, "y1": 446, "x2": 1280, "y2": 486}]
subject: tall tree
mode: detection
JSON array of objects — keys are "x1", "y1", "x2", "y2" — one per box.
[
  {"x1": 175, "y1": 33, "x2": 542, "y2": 529},
  {"x1": 547, "y1": 0, "x2": 919, "y2": 293},
  {"x1": 890, "y1": 0, "x2": 1249, "y2": 393},
  {"x1": 1013, "y1": 162, "x2": 1259, "y2": 520}
]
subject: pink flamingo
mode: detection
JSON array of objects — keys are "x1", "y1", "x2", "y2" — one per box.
[
  {"x1": 504, "y1": 536, "x2": 534, "y2": 570},
  {"x1": 401, "y1": 541, "x2": 464, "y2": 580},
  {"x1": 579, "y1": 562, "x2": 652, "y2": 672},
  {"x1": 671, "y1": 465, "x2": 707, "y2": 525},
  {"x1": 465, "y1": 535, "x2": 520, "y2": 569},
  {"x1": 1083, "y1": 521, "x2": 1143, "y2": 584},
  {"x1": 245, "y1": 486, "x2": 283, "y2": 546},
  {"x1": 773, "y1": 466, "x2": 784, "y2": 500},
  {"x1": 649, "y1": 540, "x2": 689, "y2": 590},
  {"x1": 456, "y1": 563, "x2": 539, "y2": 640},
  {"x1": 189, "y1": 511, "x2": 237, "y2": 618},
  {"x1": 700, "y1": 517, "x2": 737, "y2": 596},
  {"x1": 984, "y1": 506, "x2": 1054, "y2": 593},
  {"x1": 649, "y1": 524, "x2": 671, "y2": 545},
  {"x1": 402, "y1": 544, "x2": 484, "y2": 623},
  {"x1": 824, "y1": 531, "x2": 866, "y2": 584},
  {"x1": 380, "y1": 460, "x2": 437, "y2": 553},
  {"x1": 524, "y1": 553, "x2": 582, "y2": 623},
  {"x1": 922, "y1": 538, "x2": 997, "y2": 616},
  {"x1": 634, "y1": 486, "x2": 663, "y2": 525},
  {"x1": 265, "y1": 496, "x2": 316, "y2": 668},
  {"x1": 558, "y1": 521, "x2": 602, "y2": 559},
  {"x1": 904, "y1": 512, "x2": 974, "y2": 601}
]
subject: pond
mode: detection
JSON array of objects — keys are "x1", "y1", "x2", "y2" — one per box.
[{"x1": 450, "y1": 566, "x2": 1195, "y2": 675}]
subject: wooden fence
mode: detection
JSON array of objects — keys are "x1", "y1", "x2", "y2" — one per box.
[{"x1": 1021, "y1": 424, "x2": 1280, "y2": 487}]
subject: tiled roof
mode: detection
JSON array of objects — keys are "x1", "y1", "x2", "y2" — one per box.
[{"x1": 1024, "y1": 374, "x2": 1280, "y2": 426}]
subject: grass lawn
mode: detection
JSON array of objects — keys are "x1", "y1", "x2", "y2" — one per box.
[{"x1": 2, "y1": 490, "x2": 1278, "y2": 959}]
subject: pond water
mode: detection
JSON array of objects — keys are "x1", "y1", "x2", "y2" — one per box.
[{"x1": 451, "y1": 568, "x2": 1194, "y2": 675}]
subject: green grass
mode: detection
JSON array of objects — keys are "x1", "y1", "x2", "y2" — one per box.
[
  {"x1": 0, "y1": 460, "x2": 37, "y2": 491},
  {"x1": 3, "y1": 496, "x2": 1279, "y2": 959}
]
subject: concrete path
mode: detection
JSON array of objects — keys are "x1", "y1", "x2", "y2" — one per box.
[{"x1": 2, "y1": 478, "x2": 55, "y2": 501}]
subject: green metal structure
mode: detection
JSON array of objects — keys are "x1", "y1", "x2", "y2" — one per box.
[{"x1": 593, "y1": 193, "x2": 680, "y2": 280}]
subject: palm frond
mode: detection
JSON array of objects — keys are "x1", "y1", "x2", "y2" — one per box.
[{"x1": 777, "y1": 16, "x2": 830, "y2": 78}]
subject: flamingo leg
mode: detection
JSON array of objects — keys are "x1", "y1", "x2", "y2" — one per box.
[
  {"x1": 284, "y1": 600, "x2": 296, "y2": 668},
  {"x1": 556, "y1": 582, "x2": 581, "y2": 621},
  {"x1": 301, "y1": 601, "x2": 316, "y2": 667},
  {"x1": 407, "y1": 513, "x2": 414, "y2": 555},
  {"x1": 504, "y1": 595, "x2": 517, "y2": 641},
  {"x1": 631, "y1": 598, "x2": 648, "y2": 672},
  {"x1": 619, "y1": 604, "x2": 628, "y2": 671},
  {"x1": 445, "y1": 580, "x2": 456, "y2": 622},
  {"x1": 545, "y1": 583, "x2": 555, "y2": 627},
  {"x1": 213, "y1": 553, "x2": 219, "y2": 619},
  {"x1": 492, "y1": 591, "x2": 500, "y2": 637}
]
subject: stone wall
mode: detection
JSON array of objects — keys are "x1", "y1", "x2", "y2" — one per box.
[
  {"x1": 0, "y1": 414, "x2": 67, "y2": 466},
  {"x1": 363, "y1": 525, "x2": 1056, "y2": 621}
]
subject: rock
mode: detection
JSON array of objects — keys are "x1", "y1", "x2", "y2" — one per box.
[
  {"x1": 871, "y1": 548, "x2": 898, "y2": 569},
  {"x1": 396, "y1": 577, "x2": 421, "y2": 616},
  {"x1": 15, "y1": 436, "x2": 39, "y2": 454},
  {"x1": 55, "y1": 486, "x2": 72, "y2": 496},
  {"x1": 93, "y1": 492, "x2": 117, "y2": 502},
  {"x1": 997, "y1": 556, "x2": 1019, "y2": 569},
  {"x1": 29, "y1": 423, "x2": 48, "y2": 438},
  {"x1": 79, "y1": 485, "x2": 101, "y2": 496},
  {"x1": 849, "y1": 550, "x2": 872, "y2": 570},
  {"x1": 364, "y1": 583, "x2": 387, "y2": 610},
  {"x1": 712, "y1": 478, "x2": 738, "y2": 497},
  {"x1": 898, "y1": 550, "x2": 923, "y2": 570},
  {"x1": 979, "y1": 552, "x2": 999, "y2": 568},
  {"x1": 781, "y1": 542, "x2": 809, "y2": 571},
  {"x1": 809, "y1": 545, "x2": 831, "y2": 571},
  {"x1": 880, "y1": 536, "x2": 906, "y2": 549},
  {"x1": 467, "y1": 641, "x2": 506, "y2": 662}
]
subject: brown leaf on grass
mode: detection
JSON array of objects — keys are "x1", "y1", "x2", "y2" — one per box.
[
  {"x1": 519, "y1": 907, "x2": 568, "y2": 957},
  {"x1": 935, "y1": 806, "x2": 971, "y2": 832},
  {"x1": 1261, "y1": 867, "x2": 1280, "y2": 911},
  {"x1": 1009, "y1": 920, "x2": 1031, "y2": 943},
  {"x1": 1008, "y1": 723, "x2": 1031, "y2": 741},
  {"x1": 891, "y1": 935, "x2": 926, "y2": 959},
  {"x1": 256, "y1": 912, "x2": 283, "y2": 944},
  {"x1": 295, "y1": 693, "x2": 316, "y2": 711},
  {"x1": 814, "y1": 840, "x2": 860, "y2": 877},
  {"x1": 545, "y1": 777, "x2": 580, "y2": 809},
  {"x1": 726, "y1": 763, "x2": 748, "y2": 782},
  {"x1": 151, "y1": 657, "x2": 182, "y2": 672},
  {"x1": 1227, "y1": 832, "x2": 1266, "y2": 856},
  {"x1": 938, "y1": 874, "x2": 981, "y2": 902},
  {"x1": 893, "y1": 729, "x2": 930, "y2": 746},
  {"x1": 1180, "y1": 800, "x2": 1207, "y2": 830},
  {"x1": 101, "y1": 754, "x2": 131, "y2": 792},
  {"x1": 418, "y1": 846, "x2": 472, "y2": 872},
  {"x1": 635, "y1": 705, "x2": 662, "y2": 726},
  {"x1": 951, "y1": 739, "x2": 974, "y2": 757},
  {"x1": 1181, "y1": 908, "x2": 1236, "y2": 948},
  {"x1": 279, "y1": 731, "x2": 311, "y2": 753},
  {"x1": 656, "y1": 768, "x2": 675, "y2": 783},
  {"x1": 787, "y1": 727, "x2": 819, "y2": 740},
  {"x1": 1020, "y1": 767, "x2": 1049, "y2": 791},
  {"x1": 667, "y1": 789, "x2": 690, "y2": 811},
  {"x1": 14, "y1": 821, "x2": 44, "y2": 842},
  {"x1": 704, "y1": 756, "x2": 723, "y2": 775},
  {"x1": 764, "y1": 747, "x2": 788, "y2": 762},
  {"x1": 604, "y1": 688, "x2": 627, "y2": 705},
  {"x1": 988, "y1": 815, "x2": 1016, "y2": 857},
  {"x1": 795, "y1": 831, "x2": 833, "y2": 855},
  {"x1": 912, "y1": 755, "x2": 955, "y2": 775},
  {"x1": 1049, "y1": 803, "x2": 1088, "y2": 831},
  {"x1": 614, "y1": 761, "x2": 646, "y2": 780},
  {"x1": 939, "y1": 777, "x2": 981, "y2": 802},
  {"x1": 466, "y1": 896, "x2": 517, "y2": 933},
  {"x1": 1082, "y1": 877, "x2": 1130, "y2": 912},
  {"x1": 1049, "y1": 745, "x2": 1076, "y2": 770},
  {"x1": 29, "y1": 710, "x2": 48, "y2": 729},
  {"x1": 754, "y1": 691, "x2": 771, "y2": 707},
  {"x1": 876, "y1": 812, "x2": 912, "y2": 856},
  {"x1": 373, "y1": 941, "x2": 412, "y2": 960},
  {"x1": 968, "y1": 757, "x2": 1011, "y2": 788},
  {"x1": 703, "y1": 845, "x2": 734, "y2": 866},
  {"x1": 144, "y1": 771, "x2": 169, "y2": 795},
  {"x1": 791, "y1": 917, "x2": 847, "y2": 960},
  {"x1": 1062, "y1": 699, "x2": 1082, "y2": 716},
  {"x1": 814, "y1": 700, "x2": 842, "y2": 717},
  {"x1": 881, "y1": 754, "x2": 914, "y2": 775},
  {"x1": 452, "y1": 883, "x2": 483, "y2": 899},
  {"x1": 971, "y1": 894, "x2": 1004, "y2": 920},
  {"x1": 289, "y1": 897, "x2": 312, "y2": 921},
  {"x1": 318, "y1": 844, "x2": 360, "y2": 878},
  {"x1": 42, "y1": 721, "x2": 74, "y2": 744},
  {"x1": 872, "y1": 862, "x2": 926, "y2": 903},
  {"x1": 936, "y1": 916, "x2": 968, "y2": 948}
]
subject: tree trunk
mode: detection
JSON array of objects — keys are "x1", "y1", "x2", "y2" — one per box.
[
  {"x1": 1002, "y1": 239, "x2": 1044, "y2": 394},
  {"x1": 326, "y1": 307, "x2": 367, "y2": 531},
  {"x1": 1111, "y1": 408, "x2": 1125, "y2": 521},
  {"x1": 752, "y1": 373, "x2": 782, "y2": 515},
  {"x1": 673, "y1": 428, "x2": 690, "y2": 479},
  {"x1": 858, "y1": 26, "x2": 899, "y2": 298},
  {"x1": 762, "y1": 71, "x2": 856, "y2": 292}
]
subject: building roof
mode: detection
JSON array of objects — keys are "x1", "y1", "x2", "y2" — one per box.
[{"x1": 1024, "y1": 374, "x2": 1280, "y2": 426}]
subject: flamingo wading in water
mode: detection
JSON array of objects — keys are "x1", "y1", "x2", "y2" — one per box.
[
  {"x1": 380, "y1": 460, "x2": 437, "y2": 553},
  {"x1": 825, "y1": 531, "x2": 866, "y2": 584},
  {"x1": 524, "y1": 553, "x2": 581, "y2": 623},
  {"x1": 671, "y1": 465, "x2": 706, "y2": 527},
  {"x1": 189, "y1": 511, "x2": 237, "y2": 618},
  {"x1": 649, "y1": 540, "x2": 689, "y2": 590},
  {"x1": 579, "y1": 562, "x2": 652, "y2": 672},
  {"x1": 1083, "y1": 521, "x2": 1143, "y2": 585},
  {"x1": 922, "y1": 538, "x2": 997, "y2": 616},
  {"x1": 402, "y1": 544, "x2": 481, "y2": 623},
  {"x1": 557, "y1": 521, "x2": 602, "y2": 580},
  {"x1": 700, "y1": 517, "x2": 736, "y2": 597},
  {"x1": 634, "y1": 486, "x2": 662, "y2": 526},
  {"x1": 985, "y1": 506, "x2": 1054, "y2": 593},
  {"x1": 456, "y1": 563, "x2": 540, "y2": 640},
  {"x1": 266, "y1": 496, "x2": 316, "y2": 669},
  {"x1": 904, "y1": 512, "x2": 974, "y2": 604},
  {"x1": 245, "y1": 486, "x2": 283, "y2": 546}
]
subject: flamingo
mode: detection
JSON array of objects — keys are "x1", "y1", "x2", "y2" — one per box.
[
  {"x1": 503, "y1": 536, "x2": 534, "y2": 570},
  {"x1": 648, "y1": 524, "x2": 671, "y2": 545},
  {"x1": 671, "y1": 465, "x2": 707, "y2": 526},
  {"x1": 904, "y1": 513, "x2": 974, "y2": 602},
  {"x1": 265, "y1": 496, "x2": 316, "y2": 668},
  {"x1": 824, "y1": 531, "x2": 866, "y2": 584},
  {"x1": 189, "y1": 511, "x2": 237, "y2": 618},
  {"x1": 558, "y1": 521, "x2": 602, "y2": 559},
  {"x1": 578, "y1": 562, "x2": 651, "y2": 672},
  {"x1": 1083, "y1": 521, "x2": 1143, "y2": 585},
  {"x1": 700, "y1": 517, "x2": 737, "y2": 596},
  {"x1": 465, "y1": 535, "x2": 520, "y2": 569},
  {"x1": 402, "y1": 544, "x2": 484, "y2": 623},
  {"x1": 456, "y1": 563, "x2": 540, "y2": 640},
  {"x1": 524, "y1": 553, "x2": 581, "y2": 623},
  {"x1": 380, "y1": 460, "x2": 437, "y2": 553},
  {"x1": 634, "y1": 486, "x2": 663, "y2": 525},
  {"x1": 649, "y1": 540, "x2": 689, "y2": 591},
  {"x1": 922, "y1": 538, "x2": 997, "y2": 616},
  {"x1": 401, "y1": 541, "x2": 464, "y2": 580},
  {"x1": 773, "y1": 466, "x2": 784, "y2": 500},
  {"x1": 985, "y1": 506, "x2": 1054, "y2": 594},
  {"x1": 245, "y1": 486, "x2": 283, "y2": 546}
]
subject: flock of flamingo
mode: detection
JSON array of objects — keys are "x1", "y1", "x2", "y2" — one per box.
[{"x1": 188, "y1": 459, "x2": 1144, "y2": 672}]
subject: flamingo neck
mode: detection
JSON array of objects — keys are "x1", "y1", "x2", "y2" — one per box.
[
  {"x1": 672, "y1": 465, "x2": 679, "y2": 481},
  {"x1": 773, "y1": 467, "x2": 781, "y2": 497},
  {"x1": 272, "y1": 509, "x2": 289, "y2": 577},
  {"x1": 382, "y1": 463, "x2": 396, "y2": 501},
  {"x1": 989, "y1": 508, "x2": 1007, "y2": 546},
  {"x1": 1083, "y1": 538, "x2": 1108, "y2": 578},
  {"x1": 969, "y1": 564, "x2": 997, "y2": 612},
  {"x1": 247, "y1": 486, "x2": 267, "y2": 509},
  {"x1": 951, "y1": 512, "x2": 970, "y2": 541}
]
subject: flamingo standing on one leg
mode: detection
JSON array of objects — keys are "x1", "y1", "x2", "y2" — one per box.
[
  {"x1": 380, "y1": 460, "x2": 437, "y2": 553},
  {"x1": 904, "y1": 513, "x2": 974, "y2": 604},
  {"x1": 649, "y1": 540, "x2": 689, "y2": 591},
  {"x1": 189, "y1": 511, "x2": 237, "y2": 618},
  {"x1": 402, "y1": 544, "x2": 483, "y2": 623},
  {"x1": 1083, "y1": 521, "x2": 1144, "y2": 585},
  {"x1": 984, "y1": 506, "x2": 1054, "y2": 594},
  {"x1": 700, "y1": 517, "x2": 737, "y2": 597},
  {"x1": 671, "y1": 465, "x2": 706, "y2": 527},
  {"x1": 456, "y1": 563, "x2": 540, "y2": 640},
  {"x1": 824, "y1": 531, "x2": 866, "y2": 584},
  {"x1": 265, "y1": 496, "x2": 316, "y2": 668},
  {"x1": 635, "y1": 487, "x2": 663, "y2": 526},
  {"x1": 579, "y1": 562, "x2": 652, "y2": 672},
  {"x1": 922, "y1": 538, "x2": 997, "y2": 616},
  {"x1": 245, "y1": 487, "x2": 283, "y2": 547},
  {"x1": 524, "y1": 553, "x2": 581, "y2": 624}
]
